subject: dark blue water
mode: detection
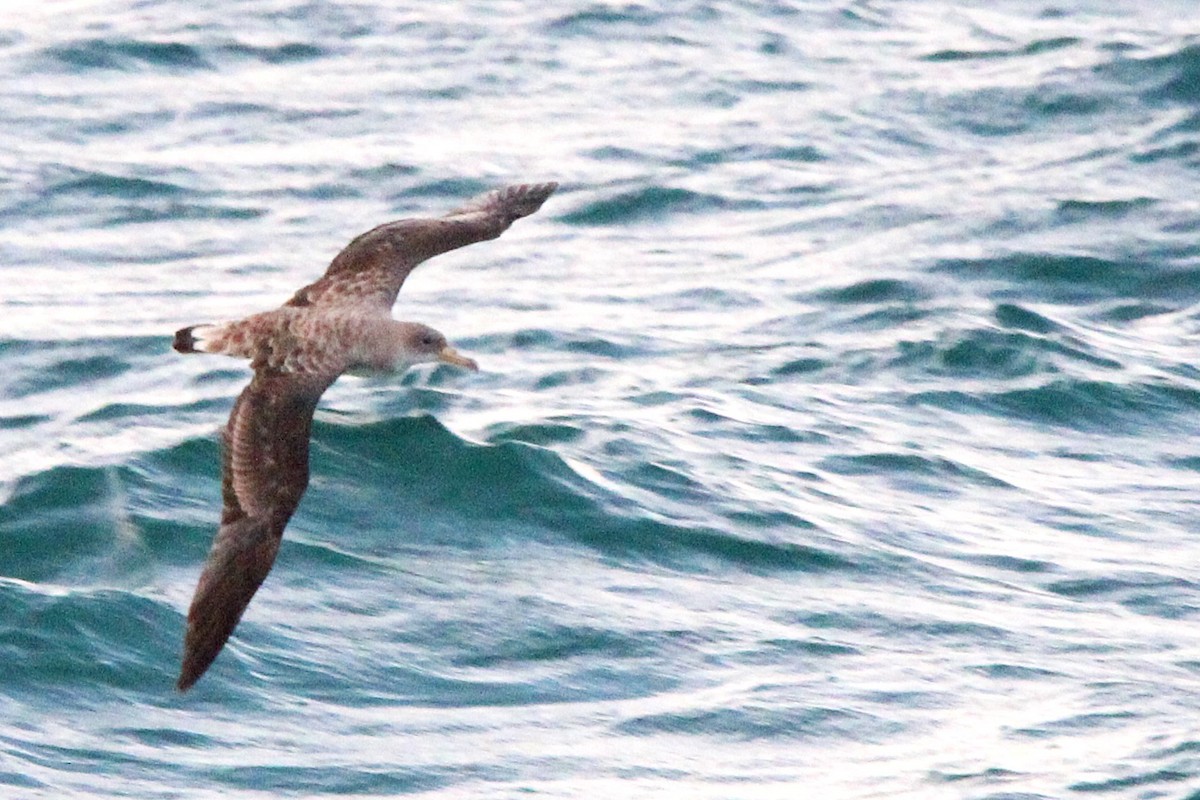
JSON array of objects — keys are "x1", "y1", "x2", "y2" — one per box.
[{"x1": 2, "y1": 2, "x2": 1200, "y2": 797}]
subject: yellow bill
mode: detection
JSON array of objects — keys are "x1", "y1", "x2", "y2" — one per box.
[{"x1": 438, "y1": 345, "x2": 479, "y2": 371}]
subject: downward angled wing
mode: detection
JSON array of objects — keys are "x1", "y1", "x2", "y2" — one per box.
[
  {"x1": 285, "y1": 181, "x2": 558, "y2": 312},
  {"x1": 178, "y1": 370, "x2": 335, "y2": 692}
]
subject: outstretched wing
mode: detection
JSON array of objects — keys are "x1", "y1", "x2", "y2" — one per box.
[
  {"x1": 284, "y1": 181, "x2": 558, "y2": 312},
  {"x1": 178, "y1": 370, "x2": 335, "y2": 692}
]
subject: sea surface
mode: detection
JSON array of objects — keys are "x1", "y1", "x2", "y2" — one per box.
[{"x1": 2, "y1": 1, "x2": 1199, "y2": 797}]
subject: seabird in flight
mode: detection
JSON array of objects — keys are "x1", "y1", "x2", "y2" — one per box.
[{"x1": 173, "y1": 181, "x2": 558, "y2": 691}]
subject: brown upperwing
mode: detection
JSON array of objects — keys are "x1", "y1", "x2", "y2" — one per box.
[{"x1": 284, "y1": 182, "x2": 558, "y2": 311}]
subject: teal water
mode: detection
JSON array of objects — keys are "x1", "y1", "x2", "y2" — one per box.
[{"x1": 3, "y1": 1, "x2": 1200, "y2": 797}]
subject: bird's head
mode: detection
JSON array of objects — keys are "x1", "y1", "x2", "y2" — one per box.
[{"x1": 391, "y1": 322, "x2": 478, "y2": 373}]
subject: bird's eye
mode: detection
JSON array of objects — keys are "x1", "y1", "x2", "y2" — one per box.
[{"x1": 421, "y1": 334, "x2": 436, "y2": 346}]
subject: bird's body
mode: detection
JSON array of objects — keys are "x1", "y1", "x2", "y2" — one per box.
[
  {"x1": 174, "y1": 181, "x2": 557, "y2": 692},
  {"x1": 176, "y1": 309, "x2": 462, "y2": 375}
]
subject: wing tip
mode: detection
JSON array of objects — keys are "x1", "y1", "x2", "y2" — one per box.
[
  {"x1": 176, "y1": 513, "x2": 293, "y2": 696},
  {"x1": 450, "y1": 181, "x2": 559, "y2": 222},
  {"x1": 501, "y1": 181, "x2": 558, "y2": 219},
  {"x1": 176, "y1": 621, "x2": 221, "y2": 693},
  {"x1": 176, "y1": 669, "x2": 199, "y2": 693}
]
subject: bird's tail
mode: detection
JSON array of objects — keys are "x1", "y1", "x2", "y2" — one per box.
[{"x1": 173, "y1": 324, "x2": 217, "y2": 354}]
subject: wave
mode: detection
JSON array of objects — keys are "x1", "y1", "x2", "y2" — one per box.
[
  {"x1": 306, "y1": 414, "x2": 854, "y2": 575},
  {"x1": 8, "y1": 167, "x2": 263, "y2": 227},
  {"x1": 0, "y1": 581, "x2": 177, "y2": 698},
  {"x1": 40, "y1": 37, "x2": 328, "y2": 74},
  {"x1": 1, "y1": 405, "x2": 852, "y2": 605},
  {"x1": 911, "y1": 375, "x2": 1200, "y2": 433},
  {"x1": 932, "y1": 253, "x2": 1200, "y2": 303},
  {"x1": 42, "y1": 38, "x2": 212, "y2": 72},
  {"x1": 560, "y1": 186, "x2": 756, "y2": 226}
]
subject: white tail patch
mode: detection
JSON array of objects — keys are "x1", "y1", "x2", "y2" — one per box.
[
  {"x1": 174, "y1": 322, "x2": 230, "y2": 355},
  {"x1": 190, "y1": 324, "x2": 220, "y2": 352}
]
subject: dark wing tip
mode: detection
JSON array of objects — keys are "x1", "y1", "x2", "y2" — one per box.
[
  {"x1": 177, "y1": 616, "x2": 228, "y2": 691},
  {"x1": 177, "y1": 665, "x2": 201, "y2": 693},
  {"x1": 498, "y1": 181, "x2": 558, "y2": 220},
  {"x1": 177, "y1": 620, "x2": 218, "y2": 693},
  {"x1": 450, "y1": 181, "x2": 559, "y2": 223},
  {"x1": 177, "y1": 514, "x2": 288, "y2": 693}
]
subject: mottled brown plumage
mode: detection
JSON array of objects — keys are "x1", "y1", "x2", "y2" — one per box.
[
  {"x1": 174, "y1": 182, "x2": 557, "y2": 692},
  {"x1": 285, "y1": 182, "x2": 560, "y2": 311}
]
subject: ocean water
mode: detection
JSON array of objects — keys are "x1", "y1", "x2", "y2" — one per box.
[{"x1": 2, "y1": 0, "x2": 1200, "y2": 797}]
